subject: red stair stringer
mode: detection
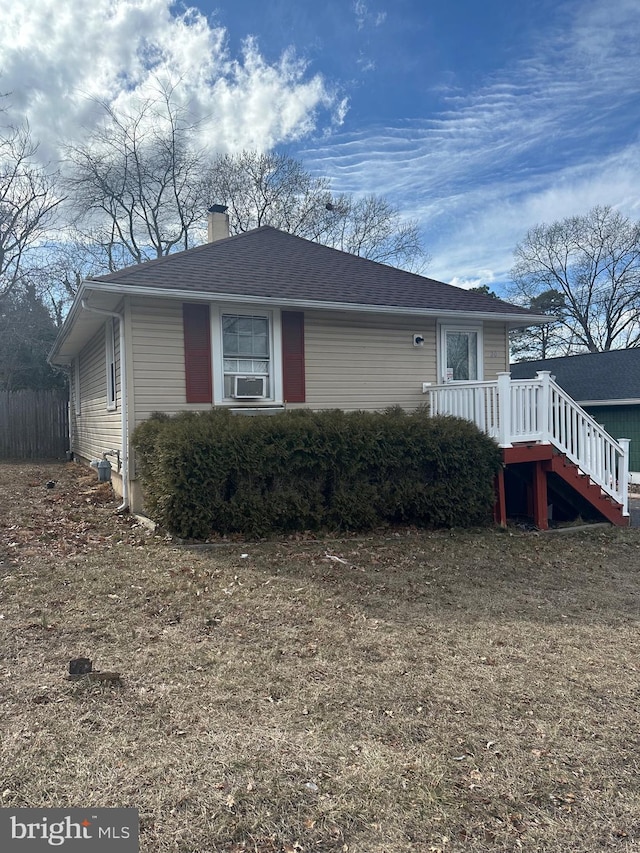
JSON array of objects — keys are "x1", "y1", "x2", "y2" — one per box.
[{"x1": 541, "y1": 454, "x2": 629, "y2": 527}]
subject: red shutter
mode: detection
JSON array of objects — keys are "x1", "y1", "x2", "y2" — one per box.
[
  {"x1": 282, "y1": 311, "x2": 305, "y2": 403},
  {"x1": 183, "y1": 303, "x2": 212, "y2": 404}
]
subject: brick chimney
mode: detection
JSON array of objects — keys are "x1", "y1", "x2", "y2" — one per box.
[{"x1": 207, "y1": 204, "x2": 230, "y2": 242}]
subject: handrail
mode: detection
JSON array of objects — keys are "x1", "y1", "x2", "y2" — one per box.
[{"x1": 426, "y1": 371, "x2": 629, "y2": 515}]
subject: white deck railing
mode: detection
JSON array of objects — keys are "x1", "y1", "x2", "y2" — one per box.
[{"x1": 426, "y1": 371, "x2": 629, "y2": 516}]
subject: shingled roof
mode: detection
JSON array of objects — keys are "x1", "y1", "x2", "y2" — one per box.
[
  {"x1": 91, "y1": 225, "x2": 538, "y2": 319},
  {"x1": 510, "y1": 349, "x2": 640, "y2": 402}
]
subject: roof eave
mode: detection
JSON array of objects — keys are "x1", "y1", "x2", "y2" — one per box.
[
  {"x1": 80, "y1": 281, "x2": 549, "y2": 322},
  {"x1": 577, "y1": 398, "x2": 640, "y2": 407},
  {"x1": 48, "y1": 281, "x2": 122, "y2": 365},
  {"x1": 48, "y1": 279, "x2": 548, "y2": 364},
  {"x1": 48, "y1": 290, "x2": 84, "y2": 365}
]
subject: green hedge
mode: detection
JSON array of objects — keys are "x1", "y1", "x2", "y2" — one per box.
[{"x1": 132, "y1": 408, "x2": 502, "y2": 539}]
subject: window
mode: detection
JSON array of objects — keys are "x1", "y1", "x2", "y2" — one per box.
[
  {"x1": 222, "y1": 314, "x2": 270, "y2": 398},
  {"x1": 211, "y1": 307, "x2": 285, "y2": 406},
  {"x1": 440, "y1": 326, "x2": 482, "y2": 382},
  {"x1": 106, "y1": 319, "x2": 116, "y2": 410}
]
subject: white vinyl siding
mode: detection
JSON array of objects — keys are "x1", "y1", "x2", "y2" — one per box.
[
  {"x1": 483, "y1": 322, "x2": 509, "y2": 379},
  {"x1": 128, "y1": 298, "x2": 513, "y2": 423},
  {"x1": 72, "y1": 323, "x2": 122, "y2": 461},
  {"x1": 293, "y1": 311, "x2": 438, "y2": 411},
  {"x1": 105, "y1": 319, "x2": 117, "y2": 410},
  {"x1": 130, "y1": 297, "x2": 205, "y2": 425},
  {"x1": 73, "y1": 358, "x2": 81, "y2": 415},
  {"x1": 131, "y1": 299, "x2": 284, "y2": 420}
]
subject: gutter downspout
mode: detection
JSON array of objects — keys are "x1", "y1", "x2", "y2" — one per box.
[{"x1": 81, "y1": 299, "x2": 129, "y2": 512}]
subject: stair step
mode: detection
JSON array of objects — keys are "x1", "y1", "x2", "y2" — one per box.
[
  {"x1": 544, "y1": 453, "x2": 628, "y2": 527},
  {"x1": 503, "y1": 446, "x2": 628, "y2": 528}
]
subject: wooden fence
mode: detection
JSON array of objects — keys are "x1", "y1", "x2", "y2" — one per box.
[{"x1": 0, "y1": 389, "x2": 70, "y2": 459}]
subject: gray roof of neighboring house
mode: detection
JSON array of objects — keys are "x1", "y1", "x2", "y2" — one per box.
[
  {"x1": 510, "y1": 349, "x2": 640, "y2": 402},
  {"x1": 90, "y1": 225, "x2": 539, "y2": 318}
]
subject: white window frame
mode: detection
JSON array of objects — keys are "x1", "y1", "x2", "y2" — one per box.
[
  {"x1": 105, "y1": 318, "x2": 117, "y2": 411},
  {"x1": 438, "y1": 323, "x2": 483, "y2": 383},
  {"x1": 211, "y1": 306, "x2": 283, "y2": 405}
]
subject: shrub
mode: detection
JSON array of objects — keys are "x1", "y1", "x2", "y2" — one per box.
[{"x1": 132, "y1": 409, "x2": 502, "y2": 538}]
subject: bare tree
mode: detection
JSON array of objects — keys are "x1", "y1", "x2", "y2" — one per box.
[
  {"x1": 208, "y1": 151, "x2": 331, "y2": 235},
  {"x1": 207, "y1": 151, "x2": 426, "y2": 271},
  {"x1": 23, "y1": 243, "x2": 92, "y2": 327},
  {"x1": 321, "y1": 193, "x2": 426, "y2": 270},
  {"x1": 511, "y1": 206, "x2": 640, "y2": 353},
  {"x1": 0, "y1": 120, "x2": 63, "y2": 297},
  {"x1": 0, "y1": 105, "x2": 68, "y2": 388},
  {"x1": 64, "y1": 87, "x2": 209, "y2": 271},
  {"x1": 64, "y1": 102, "x2": 426, "y2": 276},
  {"x1": 509, "y1": 289, "x2": 571, "y2": 361}
]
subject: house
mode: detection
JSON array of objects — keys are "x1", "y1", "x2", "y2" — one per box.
[
  {"x1": 511, "y1": 350, "x2": 640, "y2": 483},
  {"x1": 49, "y1": 207, "x2": 628, "y2": 526}
]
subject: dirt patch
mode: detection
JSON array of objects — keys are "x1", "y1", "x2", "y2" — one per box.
[{"x1": 1, "y1": 461, "x2": 639, "y2": 852}]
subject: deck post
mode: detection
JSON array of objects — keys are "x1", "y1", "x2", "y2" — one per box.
[
  {"x1": 494, "y1": 467, "x2": 507, "y2": 527},
  {"x1": 532, "y1": 460, "x2": 549, "y2": 530},
  {"x1": 536, "y1": 371, "x2": 552, "y2": 443},
  {"x1": 497, "y1": 372, "x2": 512, "y2": 448},
  {"x1": 618, "y1": 438, "x2": 630, "y2": 517}
]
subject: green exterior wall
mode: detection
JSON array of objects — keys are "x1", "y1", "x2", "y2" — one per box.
[{"x1": 583, "y1": 404, "x2": 640, "y2": 472}]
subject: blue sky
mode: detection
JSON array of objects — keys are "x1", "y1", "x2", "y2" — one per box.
[
  {"x1": 1, "y1": 0, "x2": 639, "y2": 292},
  {"x1": 210, "y1": 0, "x2": 640, "y2": 289}
]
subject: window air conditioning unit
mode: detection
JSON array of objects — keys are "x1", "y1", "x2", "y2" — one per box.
[{"x1": 233, "y1": 375, "x2": 267, "y2": 399}]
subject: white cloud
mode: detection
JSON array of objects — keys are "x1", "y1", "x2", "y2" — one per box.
[
  {"x1": 449, "y1": 272, "x2": 496, "y2": 291},
  {"x1": 356, "y1": 53, "x2": 376, "y2": 73},
  {"x1": 353, "y1": 1, "x2": 367, "y2": 30},
  {"x1": 0, "y1": 0, "x2": 340, "y2": 162},
  {"x1": 353, "y1": 1, "x2": 386, "y2": 31},
  {"x1": 301, "y1": 0, "x2": 640, "y2": 291}
]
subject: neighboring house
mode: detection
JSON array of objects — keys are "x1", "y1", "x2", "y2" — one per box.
[
  {"x1": 49, "y1": 207, "x2": 628, "y2": 527},
  {"x1": 511, "y1": 350, "x2": 640, "y2": 482}
]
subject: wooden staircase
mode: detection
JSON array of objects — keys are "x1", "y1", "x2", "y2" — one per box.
[
  {"x1": 427, "y1": 370, "x2": 630, "y2": 530},
  {"x1": 542, "y1": 452, "x2": 628, "y2": 527},
  {"x1": 496, "y1": 443, "x2": 629, "y2": 529}
]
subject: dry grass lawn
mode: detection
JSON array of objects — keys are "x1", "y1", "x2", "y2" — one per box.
[{"x1": 0, "y1": 460, "x2": 639, "y2": 852}]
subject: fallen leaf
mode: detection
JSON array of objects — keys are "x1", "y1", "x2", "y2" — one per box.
[{"x1": 324, "y1": 553, "x2": 349, "y2": 565}]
